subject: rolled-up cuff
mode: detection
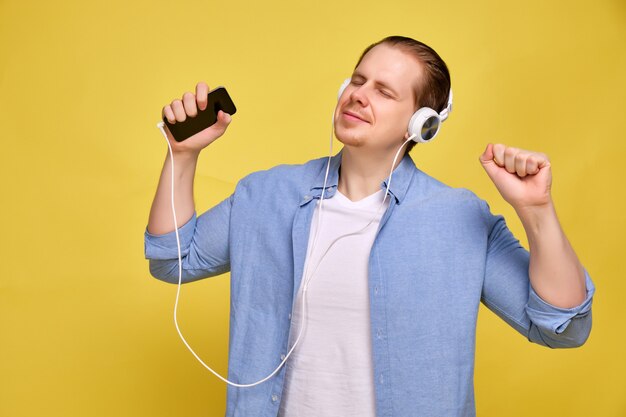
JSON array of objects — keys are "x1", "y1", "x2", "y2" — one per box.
[
  {"x1": 144, "y1": 212, "x2": 197, "y2": 260},
  {"x1": 525, "y1": 270, "x2": 595, "y2": 335}
]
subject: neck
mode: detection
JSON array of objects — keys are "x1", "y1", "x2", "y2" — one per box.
[{"x1": 337, "y1": 146, "x2": 405, "y2": 202}]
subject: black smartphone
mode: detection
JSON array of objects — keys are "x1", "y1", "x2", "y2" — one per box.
[{"x1": 163, "y1": 86, "x2": 237, "y2": 142}]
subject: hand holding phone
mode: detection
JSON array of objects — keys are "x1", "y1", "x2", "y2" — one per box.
[{"x1": 161, "y1": 82, "x2": 236, "y2": 151}]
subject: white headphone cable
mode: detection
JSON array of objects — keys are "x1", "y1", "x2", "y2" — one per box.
[
  {"x1": 154, "y1": 118, "x2": 413, "y2": 388},
  {"x1": 300, "y1": 133, "x2": 414, "y2": 297},
  {"x1": 156, "y1": 122, "x2": 290, "y2": 387}
]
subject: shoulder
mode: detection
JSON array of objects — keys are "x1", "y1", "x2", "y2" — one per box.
[
  {"x1": 405, "y1": 167, "x2": 492, "y2": 223},
  {"x1": 411, "y1": 168, "x2": 483, "y2": 203},
  {"x1": 234, "y1": 156, "x2": 328, "y2": 197},
  {"x1": 241, "y1": 156, "x2": 326, "y2": 184}
]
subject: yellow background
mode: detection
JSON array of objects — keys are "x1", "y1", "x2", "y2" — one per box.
[{"x1": 1, "y1": 0, "x2": 624, "y2": 415}]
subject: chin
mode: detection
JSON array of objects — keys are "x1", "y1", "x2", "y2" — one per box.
[
  {"x1": 334, "y1": 126, "x2": 368, "y2": 148},
  {"x1": 336, "y1": 133, "x2": 365, "y2": 149}
]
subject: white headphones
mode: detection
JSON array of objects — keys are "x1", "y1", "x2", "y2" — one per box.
[{"x1": 338, "y1": 78, "x2": 453, "y2": 143}]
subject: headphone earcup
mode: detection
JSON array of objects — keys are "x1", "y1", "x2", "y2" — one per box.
[
  {"x1": 408, "y1": 107, "x2": 441, "y2": 143},
  {"x1": 338, "y1": 78, "x2": 350, "y2": 100}
]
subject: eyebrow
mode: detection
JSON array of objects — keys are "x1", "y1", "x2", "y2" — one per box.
[{"x1": 352, "y1": 71, "x2": 400, "y2": 97}]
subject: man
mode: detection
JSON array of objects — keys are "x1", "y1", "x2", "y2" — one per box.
[{"x1": 145, "y1": 36, "x2": 594, "y2": 417}]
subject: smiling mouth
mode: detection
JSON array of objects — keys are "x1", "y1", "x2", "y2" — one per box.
[{"x1": 342, "y1": 111, "x2": 369, "y2": 123}]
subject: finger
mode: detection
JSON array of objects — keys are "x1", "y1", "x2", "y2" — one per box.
[
  {"x1": 479, "y1": 143, "x2": 501, "y2": 180},
  {"x1": 479, "y1": 143, "x2": 494, "y2": 163},
  {"x1": 162, "y1": 105, "x2": 176, "y2": 123},
  {"x1": 503, "y1": 146, "x2": 519, "y2": 174},
  {"x1": 514, "y1": 152, "x2": 529, "y2": 177},
  {"x1": 182, "y1": 92, "x2": 198, "y2": 118},
  {"x1": 214, "y1": 110, "x2": 232, "y2": 129},
  {"x1": 196, "y1": 82, "x2": 209, "y2": 111},
  {"x1": 526, "y1": 155, "x2": 540, "y2": 175},
  {"x1": 537, "y1": 153, "x2": 551, "y2": 169},
  {"x1": 203, "y1": 110, "x2": 232, "y2": 140},
  {"x1": 171, "y1": 99, "x2": 186, "y2": 122},
  {"x1": 527, "y1": 153, "x2": 550, "y2": 174},
  {"x1": 492, "y1": 143, "x2": 506, "y2": 167}
]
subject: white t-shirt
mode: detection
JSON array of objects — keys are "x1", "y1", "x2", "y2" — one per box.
[{"x1": 278, "y1": 189, "x2": 389, "y2": 417}]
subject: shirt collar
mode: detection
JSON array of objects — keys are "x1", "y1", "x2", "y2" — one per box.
[{"x1": 305, "y1": 149, "x2": 417, "y2": 205}]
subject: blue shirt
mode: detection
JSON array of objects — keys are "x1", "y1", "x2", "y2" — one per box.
[{"x1": 144, "y1": 151, "x2": 595, "y2": 417}]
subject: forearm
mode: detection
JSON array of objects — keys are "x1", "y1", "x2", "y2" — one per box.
[
  {"x1": 516, "y1": 201, "x2": 587, "y2": 308},
  {"x1": 147, "y1": 150, "x2": 199, "y2": 235}
]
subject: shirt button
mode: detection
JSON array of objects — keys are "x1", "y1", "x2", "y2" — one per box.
[
  {"x1": 377, "y1": 329, "x2": 382, "y2": 339},
  {"x1": 374, "y1": 285, "x2": 379, "y2": 294},
  {"x1": 288, "y1": 313, "x2": 292, "y2": 320},
  {"x1": 280, "y1": 354, "x2": 286, "y2": 360},
  {"x1": 271, "y1": 394, "x2": 279, "y2": 402},
  {"x1": 303, "y1": 195, "x2": 310, "y2": 200}
]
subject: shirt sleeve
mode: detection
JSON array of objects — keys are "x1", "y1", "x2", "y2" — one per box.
[
  {"x1": 143, "y1": 194, "x2": 233, "y2": 284},
  {"x1": 479, "y1": 202, "x2": 595, "y2": 348}
]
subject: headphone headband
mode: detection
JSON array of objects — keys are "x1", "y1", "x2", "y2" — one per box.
[{"x1": 439, "y1": 89, "x2": 453, "y2": 122}]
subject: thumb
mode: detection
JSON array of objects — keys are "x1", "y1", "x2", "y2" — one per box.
[
  {"x1": 215, "y1": 110, "x2": 232, "y2": 128},
  {"x1": 479, "y1": 143, "x2": 500, "y2": 180}
]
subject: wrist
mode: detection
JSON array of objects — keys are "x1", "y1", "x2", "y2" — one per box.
[
  {"x1": 169, "y1": 148, "x2": 201, "y2": 162},
  {"x1": 515, "y1": 200, "x2": 560, "y2": 242},
  {"x1": 515, "y1": 200, "x2": 555, "y2": 220}
]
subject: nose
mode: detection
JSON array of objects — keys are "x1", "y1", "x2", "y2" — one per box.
[{"x1": 348, "y1": 84, "x2": 369, "y2": 107}]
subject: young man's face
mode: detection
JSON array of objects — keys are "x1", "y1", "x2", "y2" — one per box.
[{"x1": 334, "y1": 44, "x2": 424, "y2": 154}]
